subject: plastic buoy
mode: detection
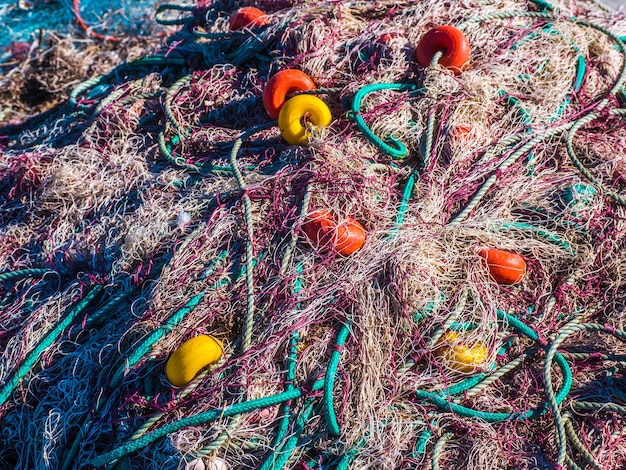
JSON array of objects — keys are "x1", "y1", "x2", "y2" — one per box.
[
  {"x1": 450, "y1": 125, "x2": 474, "y2": 142},
  {"x1": 229, "y1": 7, "x2": 269, "y2": 30},
  {"x1": 302, "y1": 210, "x2": 366, "y2": 256},
  {"x1": 416, "y1": 25, "x2": 470, "y2": 74},
  {"x1": 435, "y1": 332, "x2": 488, "y2": 372},
  {"x1": 166, "y1": 334, "x2": 223, "y2": 387},
  {"x1": 278, "y1": 95, "x2": 332, "y2": 145},
  {"x1": 478, "y1": 248, "x2": 526, "y2": 285},
  {"x1": 263, "y1": 70, "x2": 317, "y2": 119}
]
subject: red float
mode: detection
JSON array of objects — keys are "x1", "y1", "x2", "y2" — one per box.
[
  {"x1": 416, "y1": 25, "x2": 470, "y2": 74},
  {"x1": 263, "y1": 70, "x2": 317, "y2": 119}
]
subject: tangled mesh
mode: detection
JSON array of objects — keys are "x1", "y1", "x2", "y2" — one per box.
[{"x1": 2, "y1": 0, "x2": 626, "y2": 469}]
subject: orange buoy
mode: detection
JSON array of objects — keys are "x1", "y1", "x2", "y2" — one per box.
[
  {"x1": 416, "y1": 25, "x2": 470, "y2": 74},
  {"x1": 229, "y1": 7, "x2": 269, "y2": 30},
  {"x1": 450, "y1": 125, "x2": 474, "y2": 142},
  {"x1": 478, "y1": 248, "x2": 526, "y2": 285},
  {"x1": 302, "y1": 210, "x2": 335, "y2": 248},
  {"x1": 334, "y1": 217, "x2": 367, "y2": 256},
  {"x1": 302, "y1": 210, "x2": 366, "y2": 256},
  {"x1": 263, "y1": 70, "x2": 317, "y2": 119}
]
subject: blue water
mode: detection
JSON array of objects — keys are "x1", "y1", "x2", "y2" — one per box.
[{"x1": 0, "y1": 0, "x2": 159, "y2": 50}]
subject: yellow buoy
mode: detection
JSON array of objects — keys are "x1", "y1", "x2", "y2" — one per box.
[
  {"x1": 278, "y1": 94, "x2": 332, "y2": 145},
  {"x1": 435, "y1": 332, "x2": 488, "y2": 373},
  {"x1": 166, "y1": 334, "x2": 223, "y2": 387}
]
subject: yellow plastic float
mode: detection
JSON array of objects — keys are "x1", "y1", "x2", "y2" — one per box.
[
  {"x1": 278, "y1": 94, "x2": 332, "y2": 145},
  {"x1": 166, "y1": 334, "x2": 224, "y2": 386},
  {"x1": 435, "y1": 331, "x2": 488, "y2": 372}
]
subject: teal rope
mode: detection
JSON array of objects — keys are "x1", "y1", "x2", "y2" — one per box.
[
  {"x1": 0, "y1": 285, "x2": 102, "y2": 408},
  {"x1": 266, "y1": 398, "x2": 318, "y2": 470},
  {"x1": 90, "y1": 379, "x2": 325, "y2": 468},
  {"x1": 155, "y1": 3, "x2": 195, "y2": 25},
  {"x1": 495, "y1": 222, "x2": 572, "y2": 252},
  {"x1": 323, "y1": 323, "x2": 351, "y2": 435},
  {"x1": 565, "y1": 108, "x2": 626, "y2": 206},
  {"x1": 416, "y1": 310, "x2": 572, "y2": 423},
  {"x1": 544, "y1": 322, "x2": 626, "y2": 466},
  {"x1": 333, "y1": 436, "x2": 366, "y2": 470},
  {"x1": 350, "y1": 83, "x2": 423, "y2": 158},
  {"x1": 108, "y1": 292, "x2": 205, "y2": 390},
  {"x1": 0, "y1": 268, "x2": 57, "y2": 282}
]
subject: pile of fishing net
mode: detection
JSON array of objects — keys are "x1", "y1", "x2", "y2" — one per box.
[{"x1": 2, "y1": 0, "x2": 626, "y2": 468}]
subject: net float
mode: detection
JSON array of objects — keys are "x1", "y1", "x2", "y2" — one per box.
[
  {"x1": 416, "y1": 25, "x2": 470, "y2": 74},
  {"x1": 478, "y1": 247, "x2": 526, "y2": 285},
  {"x1": 229, "y1": 7, "x2": 269, "y2": 30},
  {"x1": 166, "y1": 334, "x2": 223, "y2": 387},
  {"x1": 302, "y1": 210, "x2": 366, "y2": 256},
  {"x1": 435, "y1": 332, "x2": 488, "y2": 372},
  {"x1": 278, "y1": 95, "x2": 332, "y2": 145},
  {"x1": 263, "y1": 69, "x2": 317, "y2": 119}
]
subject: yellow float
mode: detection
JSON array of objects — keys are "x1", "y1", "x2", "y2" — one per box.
[
  {"x1": 278, "y1": 94, "x2": 332, "y2": 145},
  {"x1": 166, "y1": 334, "x2": 224, "y2": 387},
  {"x1": 435, "y1": 332, "x2": 488, "y2": 373}
]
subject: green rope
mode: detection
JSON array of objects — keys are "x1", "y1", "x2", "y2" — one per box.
[
  {"x1": 350, "y1": 83, "x2": 423, "y2": 158},
  {"x1": 0, "y1": 285, "x2": 102, "y2": 408},
  {"x1": 544, "y1": 322, "x2": 626, "y2": 466},
  {"x1": 90, "y1": 379, "x2": 325, "y2": 468},
  {"x1": 449, "y1": 120, "x2": 575, "y2": 224},
  {"x1": 495, "y1": 221, "x2": 572, "y2": 253},
  {"x1": 565, "y1": 108, "x2": 626, "y2": 206},
  {"x1": 416, "y1": 310, "x2": 573, "y2": 423},
  {"x1": 155, "y1": 3, "x2": 195, "y2": 25},
  {"x1": 107, "y1": 292, "x2": 205, "y2": 390},
  {"x1": 164, "y1": 75, "x2": 193, "y2": 137},
  {"x1": 0, "y1": 268, "x2": 57, "y2": 282},
  {"x1": 323, "y1": 323, "x2": 351, "y2": 435},
  {"x1": 563, "y1": 416, "x2": 602, "y2": 470}
]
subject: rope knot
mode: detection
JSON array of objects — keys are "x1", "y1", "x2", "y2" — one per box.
[{"x1": 604, "y1": 323, "x2": 616, "y2": 334}]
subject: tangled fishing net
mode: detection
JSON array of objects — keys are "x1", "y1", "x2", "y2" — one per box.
[{"x1": 2, "y1": 0, "x2": 626, "y2": 468}]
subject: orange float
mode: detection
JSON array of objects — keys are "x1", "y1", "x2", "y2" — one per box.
[
  {"x1": 229, "y1": 7, "x2": 269, "y2": 30},
  {"x1": 478, "y1": 248, "x2": 526, "y2": 285},
  {"x1": 450, "y1": 125, "x2": 474, "y2": 142},
  {"x1": 416, "y1": 25, "x2": 470, "y2": 74},
  {"x1": 263, "y1": 70, "x2": 317, "y2": 119},
  {"x1": 302, "y1": 210, "x2": 366, "y2": 256}
]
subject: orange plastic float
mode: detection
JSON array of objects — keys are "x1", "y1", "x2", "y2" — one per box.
[
  {"x1": 450, "y1": 125, "x2": 474, "y2": 142},
  {"x1": 478, "y1": 247, "x2": 526, "y2": 285},
  {"x1": 416, "y1": 25, "x2": 470, "y2": 74},
  {"x1": 229, "y1": 6, "x2": 269, "y2": 30},
  {"x1": 435, "y1": 332, "x2": 488, "y2": 372},
  {"x1": 166, "y1": 334, "x2": 224, "y2": 387},
  {"x1": 302, "y1": 209, "x2": 366, "y2": 256},
  {"x1": 263, "y1": 70, "x2": 317, "y2": 119}
]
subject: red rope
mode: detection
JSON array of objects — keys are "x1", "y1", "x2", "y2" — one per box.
[{"x1": 72, "y1": 0, "x2": 122, "y2": 43}]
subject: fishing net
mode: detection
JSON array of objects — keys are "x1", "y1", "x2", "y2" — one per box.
[{"x1": 1, "y1": 0, "x2": 626, "y2": 469}]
